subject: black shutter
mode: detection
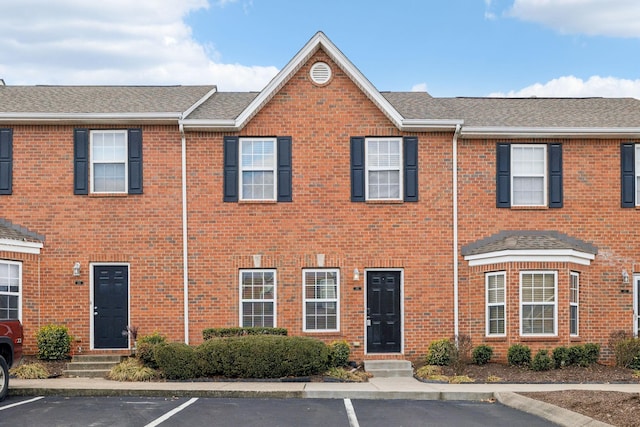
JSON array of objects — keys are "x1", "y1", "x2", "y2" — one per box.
[
  {"x1": 223, "y1": 136, "x2": 239, "y2": 202},
  {"x1": 128, "y1": 129, "x2": 143, "y2": 194},
  {"x1": 621, "y1": 143, "x2": 635, "y2": 208},
  {"x1": 0, "y1": 129, "x2": 12, "y2": 195},
  {"x1": 403, "y1": 136, "x2": 418, "y2": 202},
  {"x1": 351, "y1": 137, "x2": 365, "y2": 202},
  {"x1": 74, "y1": 128, "x2": 89, "y2": 195},
  {"x1": 496, "y1": 143, "x2": 511, "y2": 207},
  {"x1": 548, "y1": 143, "x2": 562, "y2": 208},
  {"x1": 277, "y1": 136, "x2": 292, "y2": 202}
]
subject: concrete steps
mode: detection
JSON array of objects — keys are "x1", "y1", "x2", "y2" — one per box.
[
  {"x1": 64, "y1": 355, "x2": 124, "y2": 378},
  {"x1": 364, "y1": 360, "x2": 413, "y2": 378}
]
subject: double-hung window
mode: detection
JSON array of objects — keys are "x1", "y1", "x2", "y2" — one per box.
[
  {"x1": 303, "y1": 269, "x2": 339, "y2": 332},
  {"x1": 486, "y1": 272, "x2": 506, "y2": 336},
  {"x1": 366, "y1": 138, "x2": 402, "y2": 200},
  {"x1": 570, "y1": 272, "x2": 579, "y2": 336},
  {"x1": 240, "y1": 270, "x2": 276, "y2": 327},
  {"x1": 496, "y1": 143, "x2": 562, "y2": 208},
  {"x1": 520, "y1": 271, "x2": 557, "y2": 336},
  {"x1": 91, "y1": 130, "x2": 127, "y2": 193},
  {"x1": 0, "y1": 260, "x2": 21, "y2": 320},
  {"x1": 511, "y1": 145, "x2": 546, "y2": 206},
  {"x1": 240, "y1": 138, "x2": 276, "y2": 200}
]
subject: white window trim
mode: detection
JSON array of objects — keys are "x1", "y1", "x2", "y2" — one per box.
[
  {"x1": 0, "y1": 260, "x2": 22, "y2": 321},
  {"x1": 486, "y1": 271, "x2": 506, "y2": 337},
  {"x1": 519, "y1": 270, "x2": 558, "y2": 337},
  {"x1": 239, "y1": 269, "x2": 277, "y2": 327},
  {"x1": 365, "y1": 137, "x2": 403, "y2": 201},
  {"x1": 239, "y1": 137, "x2": 277, "y2": 201},
  {"x1": 302, "y1": 268, "x2": 340, "y2": 333},
  {"x1": 570, "y1": 271, "x2": 579, "y2": 336},
  {"x1": 90, "y1": 130, "x2": 128, "y2": 194},
  {"x1": 510, "y1": 144, "x2": 547, "y2": 207}
]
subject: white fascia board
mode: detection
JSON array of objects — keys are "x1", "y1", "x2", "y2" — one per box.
[
  {"x1": 401, "y1": 119, "x2": 464, "y2": 131},
  {"x1": 0, "y1": 112, "x2": 182, "y2": 124},
  {"x1": 0, "y1": 239, "x2": 43, "y2": 255},
  {"x1": 180, "y1": 119, "x2": 237, "y2": 131},
  {"x1": 463, "y1": 249, "x2": 595, "y2": 267},
  {"x1": 181, "y1": 87, "x2": 218, "y2": 120},
  {"x1": 461, "y1": 126, "x2": 640, "y2": 139}
]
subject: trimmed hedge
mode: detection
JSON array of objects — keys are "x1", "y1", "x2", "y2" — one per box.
[
  {"x1": 202, "y1": 327, "x2": 288, "y2": 340},
  {"x1": 154, "y1": 343, "x2": 200, "y2": 380},
  {"x1": 196, "y1": 335, "x2": 329, "y2": 378}
]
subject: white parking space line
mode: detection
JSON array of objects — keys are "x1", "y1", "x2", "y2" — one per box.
[
  {"x1": 0, "y1": 396, "x2": 45, "y2": 411},
  {"x1": 144, "y1": 397, "x2": 198, "y2": 427},
  {"x1": 343, "y1": 398, "x2": 360, "y2": 427}
]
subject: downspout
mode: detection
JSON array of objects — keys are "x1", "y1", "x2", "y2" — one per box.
[
  {"x1": 179, "y1": 121, "x2": 190, "y2": 345},
  {"x1": 452, "y1": 124, "x2": 462, "y2": 341}
]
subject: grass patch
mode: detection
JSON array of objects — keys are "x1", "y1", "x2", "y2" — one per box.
[
  {"x1": 487, "y1": 375, "x2": 503, "y2": 383},
  {"x1": 108, "y1": 357, "x2": 158, "y2": 382},
  {"x1": 324, "y1": 367, "x2": 370, "y2": 382},
  {"x1": 10, "y1": 363, "x2": 49, "y2": 379},
  {"x1": 415, "y1": 365, "x2": 449, "y2": 382},
  {"x1": 449, "y1": 375, "x2": 475, "y2": 384}
]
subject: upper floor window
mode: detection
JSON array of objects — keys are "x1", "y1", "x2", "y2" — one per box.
[
  {"x1": 350, "y1": 136, "x2": 418, "y2": 202},
  {"x1": 74, "y1": 128, "x2": 143, "y2": 195},
  {"x1": 520, "y1": 271, "x2": 557, "y2": 336},
  {"x1": 223, "y1": 136, "x2": 292, "y2": 202},
  {"x1": 91, "y1": 130, "x2": 127, "y2": 193},
  {"x1": 0, "y1": 260, "x2": 21, "y2": 320},
  {"x1": 303, "y1": 269, "x2": 339, "y2": 332},
  {"x1": 496, "y1": 143, "x2": 562, "y2": 208}
]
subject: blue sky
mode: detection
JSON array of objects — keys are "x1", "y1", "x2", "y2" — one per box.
[{"x1": 1, "y1": 0, "x2": 639, "y2": 98}]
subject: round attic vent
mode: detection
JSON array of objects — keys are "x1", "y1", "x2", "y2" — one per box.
[{"x1": 310, "y1": 62, "x2": 332, "y2": 85}]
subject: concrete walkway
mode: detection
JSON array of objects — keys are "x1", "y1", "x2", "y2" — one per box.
[{"x1": 10, "y1": 376, "x2": 633, "y2": 426}]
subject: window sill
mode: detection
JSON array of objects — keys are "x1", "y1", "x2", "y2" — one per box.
[
  {"x1": 519, "y1": 336, "x2": 560, "y2": 342},
  {"x1": 238, "y1": 200, "x2": 278, "y2": 204},
  {"x1": 89, "y1": 193, "x2": 129, "y2": 198},
  {"x1": 510, "y1": 205, "x2": 548, "y2": 210},
  {"x1": 484, "y1": 336, "x2": 507, "y2": 342},
  {"x1": 365, "y1": 200, "x2": 404, "y2": 204},
  {"x1": 303, "y1": 331, "x2": 341, "y2": 335}
]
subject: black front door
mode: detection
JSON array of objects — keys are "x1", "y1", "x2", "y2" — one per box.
[
  {"x1": 93, "y1": 265, "x2": 128, "y2": 349},
  {"x1": 367, "y1": 271, "x2": 401, "y2": 353}
]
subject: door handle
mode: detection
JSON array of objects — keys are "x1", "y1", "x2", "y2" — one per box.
[
  {"x1": 94, "y1": 311, "x2": 98, "y2": 315},
  {"x1": 367, "y1": 319, "x2": 371, "y2": 326}
]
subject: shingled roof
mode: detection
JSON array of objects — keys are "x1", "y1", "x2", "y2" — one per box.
[
  {"x1": 461, "y1": 230, "x2": 598, "y2": 256},
  {"x1": 0, "y1": 218, "x2": 44, "y2": 243}
]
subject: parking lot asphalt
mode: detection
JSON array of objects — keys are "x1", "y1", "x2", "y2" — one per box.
[{"x1": 9, "y1": 376, "x2": 626, "y2": 427}]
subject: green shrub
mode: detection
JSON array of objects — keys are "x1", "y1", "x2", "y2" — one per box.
[
  {"x1": 10, "y1": 363, "x2": 49, "y2": 379},
  {"x1": 614, "y1": 337, "x2": 640, "y2": 369},
  {"x1": 136, "y1": 332, "x2": 167, "y2": 369},
  {"x1": 199, "y1": 335, "x2": 329, "y2": 379},
  {"x1": 108, "y1": 357, "x2": 158, "y2": 382},
  {"x1": 507, "y1": 344, "x2": 531, "y2": 367},
  {"x1": 202, "y1": 327, "x2": 288, "y2": 340},
  {"x1": 36, "y1": 324, "x2": 72, "y2": 360},
  {"x1": 552, "y1": 346, "x2": 570, "y2": 368},
  {"x1": 472, "y1": 345, "x2": 493, "y2": 365},
  {"x1": 425, "y1": 339, "x2": 454, "y2": 366},
  {"x1": 583, "y1": 343, "x2": 600, "y2": 365},
  {"x1": 328, "y1": 340, "x2": 351, "y2": 368},
  {"x1": 531, "y1": 349, "x2": 554, "y2": 371},
  {"x1": 154, "y1": 342, "x2": 200, "y2": 380}
]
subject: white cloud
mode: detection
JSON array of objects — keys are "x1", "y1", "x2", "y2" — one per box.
[
  {"x1": 507, "y1": 0, "x2": 640, "y2": 38},
  {"x1": 411, "y1": 83, "x2": 428, "y2": 92},
  {"x1": 0, "y1": 0, "x2": 278, "y2": 90},
  {"x1": 489, "y1": 75, "x2": 640, "y2": 98}
]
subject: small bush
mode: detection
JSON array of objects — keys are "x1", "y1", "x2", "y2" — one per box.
[
  {"x1": 136, "y1": 332, "x2": 167, "y2": 369},
  {"x1": 328, "y1": 340, "x2": 351, "y2": 368},
  {"x1": 472, "y1": 345, "x2": 493, "y2": 365},
  {"x1": 583, "y1": 343, "x2": 600, "y2": 365},
  {"x1": 568, "y1": 344, "x2": 599, "y2": 367},
  {"x1": 415, "y1": 365, "x2": 448, "y2": 382},
  {"x1": 449, "y1": 334, "x2": 472, "y2": 374},
  {"x1": 507, "y1": 344, "x2": 531, "y2": 367},
  {"x1": 10, "y1": 363, "x2": 49, "y2": 379},
  {"x1": 614, "y1": 337, "x2": 640, "y2": 369},
  {"x1": 195, "y1": 338, "x2": 226, "y2": 377},
  {"x1": 202, "y1": 327, "x2": 288, "y2": 340},
  {"x1": 425, "y1": 339, "x2": 454, "y2": 366},
  {"x1": 36, "y1": 324, "x2": 72, "y2": 360},
  {"x1": 552, "y1": 346, "x2": 570, "y2": 368},
  {"x1": 324, "y1": 367, "x2": 370, "y2": 382},
  {"x1": 531, "y1": 349, "x2": 554, "y2": 371},
  {"x1": 154, "y1": 342, "x2": 200, "y2": 380},
  {"x1": 108, "y1": 357, "x2": 158, "y2": 382}
]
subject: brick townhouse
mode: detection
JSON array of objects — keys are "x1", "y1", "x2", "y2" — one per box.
[{"x1": 1, "y1": 32, "x2": 639, "y2": 362}]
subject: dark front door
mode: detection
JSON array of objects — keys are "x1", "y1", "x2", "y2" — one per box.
[
  {"x1": 93, "y1": 265, "x2": 128, "y2": 349},
  {"x1": 367, "y1": 271, "x2": 401, "y2": 353}
]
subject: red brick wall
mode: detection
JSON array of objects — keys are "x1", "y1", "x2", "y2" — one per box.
[
  {"x1": 2, "y1": 125, "x2": 186, "y2": 354},
  {"x1": 457, "y1": 138, "x2": 638, "y2": 363},
  {"x1": 185, "y1": 50, "x2": 456, "y2": 361}
]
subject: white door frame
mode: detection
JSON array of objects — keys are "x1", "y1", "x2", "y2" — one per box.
[
  {"x1": 364, "y1": 268, "x2": 404, "y2": 355},
  {"x1": 90, "y1": 262, "x2": 131, "y2": 350},
  {"x1": 634, "y1": 274, "x2": 640, "y2": 337}
]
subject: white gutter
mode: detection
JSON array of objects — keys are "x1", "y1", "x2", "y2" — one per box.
[
  {"x1": 452, "y1": 124, "x2": 462, "y2": 341},
  {"x1": 179, "y1": 121, "x2": 190, "y2": 345},
  {"x1": 461, "y1": 126, "x2": 640, "y2": 139},
  {"x1": 0, "y1": 112, "x2": 181, "y2": 123}
]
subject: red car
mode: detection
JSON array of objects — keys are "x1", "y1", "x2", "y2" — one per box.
[{"x1": 0, "y1": 319, "x2": 23, "y2": 401}]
